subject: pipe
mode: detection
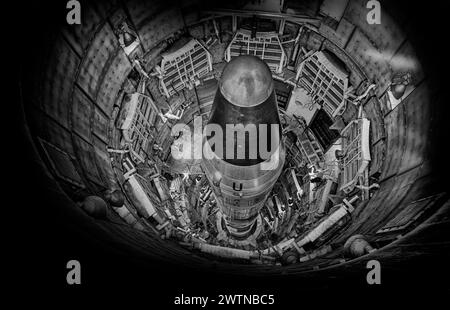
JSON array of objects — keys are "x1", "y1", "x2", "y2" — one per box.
[
  {"x1": 194, "y1": 243, "x2": 254, "y2": 260},
  {"x1": 291, "y1": 168, "x2": 304, "y2": 200},
  {"x1": 295, "y1": 197, "x2": 358, "y2": 247},
  {"x1": 286, "y1": 210, "x2": 300, "y2": 235}
]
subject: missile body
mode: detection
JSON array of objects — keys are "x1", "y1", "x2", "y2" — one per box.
[{"x1": 202, "y1": 56, "x2": 285, "y2": 240}]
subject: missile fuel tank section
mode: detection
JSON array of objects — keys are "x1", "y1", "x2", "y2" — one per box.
[{"x1": 202, "y1": 56, "x2": 285, "y2": 243}]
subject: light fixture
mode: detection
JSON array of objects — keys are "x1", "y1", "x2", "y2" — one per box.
[
  {"x1": 119, "y1": 22, "x2": 137, "y2": 47},
  {"x1": 123, "y1": 31, "x2": 137, "y2": 47},
  {"x1": 390, "y1": 72, "x2": 412, "y2": 100}
]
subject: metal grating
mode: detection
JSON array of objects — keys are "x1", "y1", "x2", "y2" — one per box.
[
  {"x1": 196, "y1": 78, "x2": 218, "y2": 117},
  {"x1": 159, "y1": 39, "x2": 213, "y2": 97},
  {"x1": 376, "y1": 193, "x2": 446, "y2": 234},
  {"x1": 296, "y1": 130, "x2": 324, "y2": 165},
  {"x1": 296, "y1": 51, "x2": 348, "y2": 117},
  {"x1": 119, "y1": 90, "x2": 159, "y2": 164},
  {"x1": 285, "y1": 138, "x2": 304, "y2": 168},
  {"x1": 340, "y1": 118, "x2": 371, "y2": 193},
  {"x1": 128, "y1": 96, "x2": 157, "y2": 163},
  {"x1": 226, "y1": 29, "x2": 285, "y2": 74}
]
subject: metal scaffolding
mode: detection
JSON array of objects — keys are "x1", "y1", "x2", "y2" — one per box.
[
  {"x1": 340, "y1": 118, "x2": 371, "y2": 194},
  {"x1": 159, "y1": 39, "x2": 213, "y2": 98},
  {"x1": 296, "y1": 51, "x2": 348, "y2": 117},
  {"x1": 226, "y1": 29, "x2": 286, "y2": 74}
]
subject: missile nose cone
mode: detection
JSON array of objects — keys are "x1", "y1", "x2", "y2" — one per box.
[{"x1": 220, "y1": 55, "x2": 273, "y2": 107}]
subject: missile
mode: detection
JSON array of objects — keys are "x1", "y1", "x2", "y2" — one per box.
[{"x1": 202, "y1": 55, "x2": 285, "y2": 240}]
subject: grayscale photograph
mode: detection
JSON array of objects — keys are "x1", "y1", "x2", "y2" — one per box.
[{"x1": 11, "y1": 0, "x2": 450, "y2": 305}]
